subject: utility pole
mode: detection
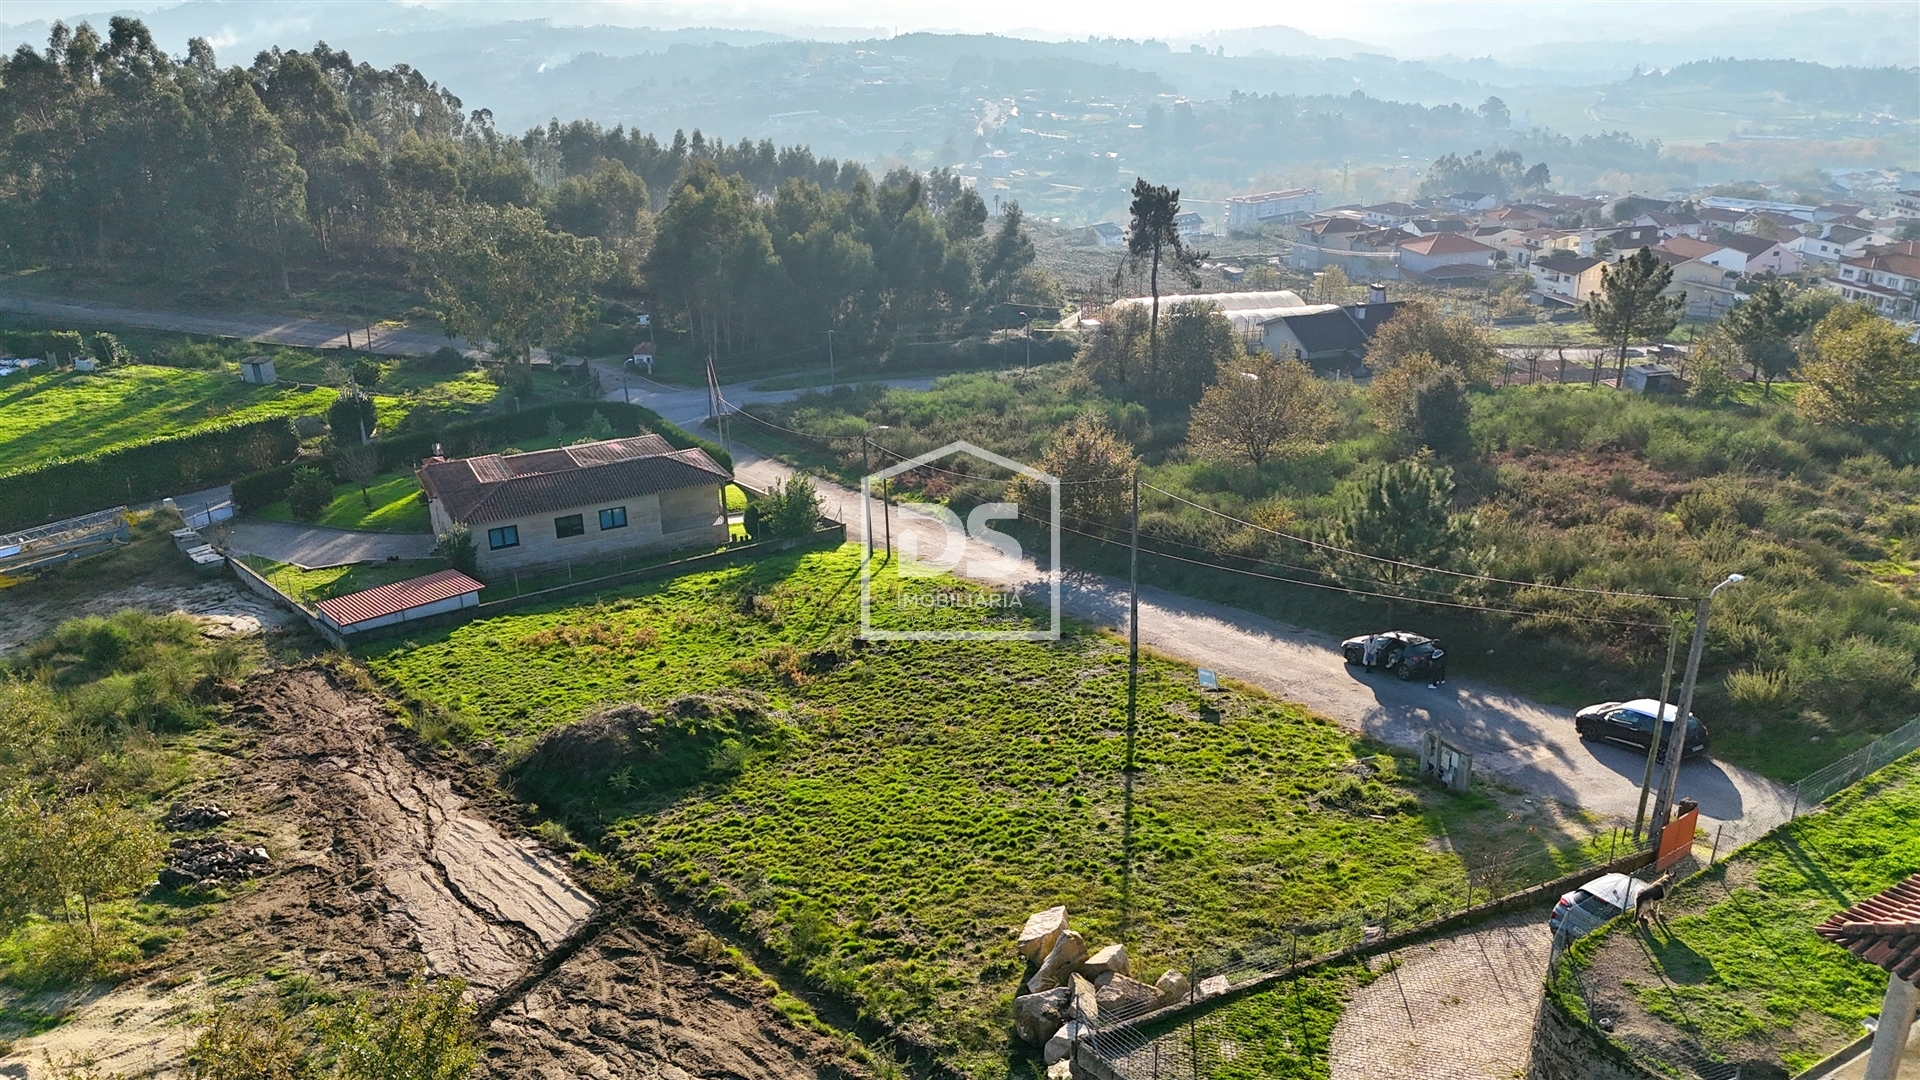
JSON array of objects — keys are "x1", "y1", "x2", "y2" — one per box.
[
  {"x1": 1126, "y1": 471, "x2": 1140, "y2": 773},
  {"x1": 1634, "y1": 623, "x2": 1682, "y2": 842},
  {"x1": 1651, "y1": 575, "x2": 1744, "y2": 849},
  {"x1": 826, "y1": 329, "x2": 836, "y2": 394}
]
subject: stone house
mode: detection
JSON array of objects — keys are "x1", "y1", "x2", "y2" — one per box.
[{"x1": 416, "y1": 434, "x2": 731, "y2": 575}]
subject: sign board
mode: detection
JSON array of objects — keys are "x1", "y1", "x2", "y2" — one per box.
[{"x1": 1420, "y1": 730, "x2": 1473, "y2": 793}]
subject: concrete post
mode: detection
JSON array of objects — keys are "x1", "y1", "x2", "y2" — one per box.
[{"x1": 1867, "y1": 974, "x2": 1917, "y2": 1080}]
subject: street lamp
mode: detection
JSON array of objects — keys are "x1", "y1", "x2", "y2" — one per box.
[{"x1": 1649, "y1": 573, "x2": 1744, "y2": 850}]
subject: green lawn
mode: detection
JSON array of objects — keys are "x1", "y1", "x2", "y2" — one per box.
[
  {"x1": 365, "y1": 545, "x2": 1615, "y2": 1078},
  {"x1": 0, "y1": 365, "x2": 334, "y2": 474},
  {"x1": 242, "y1": 555, "x2": 449, "y2": 604},
  {"x1": 1556, "y1": 751, "x2": 1920, "y2": 1075},
  {"x1": 255, "y1": 469, "x2": 431, "y2": 533}
]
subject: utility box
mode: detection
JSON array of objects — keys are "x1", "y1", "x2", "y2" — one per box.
[
  {"x1": 1421, "y1": 730, "x2": 1474, "y2": 793},
  {"x1": 1623, "y1": 362, "x2": 1678, "y2": 394},
  {"x1": 240, "y1": 356, "x2": 276, "y2": 384}
]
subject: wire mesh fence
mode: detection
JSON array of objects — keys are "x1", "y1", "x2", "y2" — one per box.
[
  {"x1": 1077, "y1": 816, "x2": 1640, "y2": 1080},
  {"x1": 1078, "y1": 718, "x2": 1920, "y2": 1079}
]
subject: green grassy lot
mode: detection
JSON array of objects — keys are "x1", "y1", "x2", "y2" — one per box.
[
  {"x1": 1554, "y1": 750, "x2": 1920, "y2": 1076},
  {"x1": 255, "y1": 469, "x2": 432, "y2": 533},
  {"x1": 0, "y1": 365, "x2": 334, "y2": 474},
  {"x1": 242, "y1": 555, "x2": 449, "y2": 605},
  {"x1": 365, "y1": 545, "x2": 1615, "y2": 1077}
]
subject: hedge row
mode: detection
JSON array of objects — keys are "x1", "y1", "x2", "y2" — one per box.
[
  {"x1": 228, "y1": 401, "x2": 730, "y2": 515},
  {"x1": 0, "y1": 416, "x2": 300, "y2": 532}
]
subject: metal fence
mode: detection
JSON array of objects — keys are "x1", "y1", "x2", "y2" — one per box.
[
  {"x1": 1077, "y1": 717, "x2": 1920, "y2": 1080},
  {"x1": 1791, "y1": 716, "x2": 1920, "y2": 811},
  {"x1": 1077, "y1": 815, "x2": 1641, "y2": 1079}
]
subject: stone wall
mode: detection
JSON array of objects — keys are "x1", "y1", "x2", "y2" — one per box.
[{"x1": 1526, "y1": 995, "x2": 1664, "y2": 1080}]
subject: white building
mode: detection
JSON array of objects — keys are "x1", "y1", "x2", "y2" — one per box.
[{"x1": 1225, "y1": 188, "x2": 1319, "y2": 232}]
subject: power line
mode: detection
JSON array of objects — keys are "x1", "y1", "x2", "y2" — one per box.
[{"x1": 1143, "y1": 483, "x2": 1694, "y2": 604}]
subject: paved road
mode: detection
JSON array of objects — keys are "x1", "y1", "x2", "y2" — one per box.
[
  {"x1": 222, "y1": 519, "x2": 436, "y2": 568},
  {"x1": 619, "y1": 371, "x2": 1797, "y2": 840},
  {"x1": 0, "y1": 291, "x2": 463, "y2": 357}
]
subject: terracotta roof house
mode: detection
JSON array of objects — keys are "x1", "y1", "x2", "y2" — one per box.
[
  {"x1": 1397, "y1": 232, "x2": 1496, "y2": 277},
  {"x1": 1713, "y1": 232, "x2": 1802, "y2": 274},
  {"x1": 316, "y1": 569, "x2": 483, "y2": 634},
  {"x1": 417, "y1": 434, "x2": 732, "y2": 574},
  {"x1": 1649, "y1": 250, "x2": 1739, "y2": 320},
  {"x1": 1830, "y1": 252, "x2": 1920, "y2": 320},
  {"x1": 1815, "y1": 874, "x2": 1920, "y2": 1080}
]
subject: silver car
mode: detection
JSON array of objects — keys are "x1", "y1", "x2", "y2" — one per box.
[{"x1": 1549, "y1": 872, "x2": 1649, "y2": 939}]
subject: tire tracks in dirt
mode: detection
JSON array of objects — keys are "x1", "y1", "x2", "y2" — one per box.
[{"x1": 0, "y1": 666, "x2": 866, "y2": 1079}]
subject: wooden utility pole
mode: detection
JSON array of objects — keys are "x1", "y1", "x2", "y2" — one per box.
[{"x1": 1126, "y1": 472, "x2": 1140, "y2": 772}]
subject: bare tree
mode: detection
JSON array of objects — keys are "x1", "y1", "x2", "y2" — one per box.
[{"x1": 335, "y1": 442, "x2": 382, "y2": 510}]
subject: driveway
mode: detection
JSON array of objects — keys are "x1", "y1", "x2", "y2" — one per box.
[
  {"x1": 222, "y1": 518, "x2": 436, "y2": 569},
  {"x1": 0, "y1": 291, "x2": 464, "y2": 357}
]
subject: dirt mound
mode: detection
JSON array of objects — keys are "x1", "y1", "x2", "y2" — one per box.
[{"x1": 509, "y1": 692, "x2": 774, "y2": 826}]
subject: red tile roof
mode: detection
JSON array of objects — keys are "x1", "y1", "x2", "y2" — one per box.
[
  {"x1": 1397, "y1": 232, "x2": 1494, "y2": 256},
  {"x1": 317, "y1": 569, "x2": 483, "y2": 626},
  {"x1": 1816, "y1": 874, "x2": 1920, "y2": 981},
  {"x1": 417, "y1": 434, "x2": 730, "y2": 525}
]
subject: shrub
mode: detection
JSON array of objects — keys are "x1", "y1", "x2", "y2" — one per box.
[
  {"x1": 434, "y1": 524, "x2": 477, "y2": 577},
  {"x1": 287, "y1": 466, "x2": 334, "y2": 521},
  {"x1": 314, "y1": 975, "x2": 478, "y2": 1080},
  {"x1": 232, "y1": 462, "x2": 304, "y2": 514},
  {"x1": 759, "y1": 475, "x2": 823, "y2": 539},
  {"x1": 185, "y1": 997, "x2": 310, "y2": 1080},
  {"x1": 1790, "y1": 637, "x2": 1918, "y2": 720},
  {"x1": 421, "y1": 346, "x2": 468, "y2": 372},
  {"x1": 1726, "y1": 668, "x2": 1793, "y2": 712},
  {"x1": 350, "y1": 357, "x2": 383, "y2": 388},
  {"x1": 328, "y1": 393, "x2": 377, "y2": 442}
]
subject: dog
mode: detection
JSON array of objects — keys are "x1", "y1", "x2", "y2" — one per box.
[{"x1": 1635, "y1": 872, "x2": 1674, "y2": 929}]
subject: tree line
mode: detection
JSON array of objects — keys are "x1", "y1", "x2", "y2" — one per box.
[{"x1": 0, "y1": 18, "x2": 1056, "y2": 360}]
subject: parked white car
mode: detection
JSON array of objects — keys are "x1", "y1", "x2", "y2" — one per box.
[{"x1": 1549, "y1": 873, "x2": 1649, "y2": 939}]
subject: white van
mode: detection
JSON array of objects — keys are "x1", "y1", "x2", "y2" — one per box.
[{"x1": 1549, "y1": 873, "x2": 1650, "y2": 939}]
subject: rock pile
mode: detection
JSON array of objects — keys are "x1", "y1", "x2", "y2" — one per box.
[
  {"x1": 162, "y1": 802, "x2": 232, "y2": 831},
  {"x1": 1009, "y1": 906, "x2": 1203, "y2": 1070},
  {"x1": 157, "y1": 837, "x2": 270, "y2": 890}
]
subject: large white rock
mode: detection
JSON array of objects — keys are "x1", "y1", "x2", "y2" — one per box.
[
  {"x1": 1046, "y1": 1060, "x2": 1074, "y2": 1080},
  {"x1": 1012, "y1": 986, "x2": 1073, "y2": 1045},
  {"x1": 1094, "y1": 973, "x2": 1160, "y2": 1011},
  {"x1": 1153, "y1": 969, "x2": 1191, "y2": 1003},
  {"x1": 1043, "y1": 1020, "x2": 1085, "y2": 1065},
  {"x1": 1017, "y1": 905, "x2": 1069, "y2": 963},
  {"x1": 1069, "y1": 973, "x2": 1099, "y2": 1024},
  {"x1": 1027, "y1": 929, "x2": 1089, "y2": 993},
  {"x1": 1082, "y1": 943, "x2": 1129, "y2": 978},
  {"x1": 1197, "y1": 974, "x2": 1230, "y2": 999}
]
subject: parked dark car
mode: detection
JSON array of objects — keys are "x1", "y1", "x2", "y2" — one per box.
[
  {"x1": 1574, "y1": 698, "x2": 1710, "y2": 760},
  {"x1": 1340, "y1": 631, "x2": 1446, "y2": 680}
]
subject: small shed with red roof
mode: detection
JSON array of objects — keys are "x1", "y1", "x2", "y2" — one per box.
[{"x1": 316, "y1": 569, "x2": 483, "y2": 634}]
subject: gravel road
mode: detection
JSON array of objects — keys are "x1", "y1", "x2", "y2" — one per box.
[{"x1": 0, "y1": 291, "x2": 461, "y2": 356}]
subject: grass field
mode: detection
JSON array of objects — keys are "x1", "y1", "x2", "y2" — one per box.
[
  {"x1": 365, "y1": 544, "x2": 1616, "y2": 1077},
  {"x1": 1555, "y1": 750, "x2": 1920, "y2": 1075},
  {"x1": 0, "y1": 366, "x2": 334, "y2": 474},
  {"x1": 255, "y1": 469, "x2": 432, "y2": 533}
]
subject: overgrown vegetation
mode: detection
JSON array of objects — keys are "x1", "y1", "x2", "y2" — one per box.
[
  {"x1": 0, "y1": 609, "x2": 262, "y2": 987},
  {"x1": 739, "y1": 301, "x2": 1920, "y2": 783},
  {"x1": 1553, "y1": 750, "x2": 1920, "y2": 1076},
  {"x1": 365, "y1": 545, "x2": 1616, "y2": 1077}
]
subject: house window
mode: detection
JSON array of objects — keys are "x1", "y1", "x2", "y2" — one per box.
[
  {"x1": 487, "y1": 525, "x2": 519, "y2": 550},
  {"x1": 599, "y1": 506, "x2": 628, "y2": 530},
  {"x1": 554, "y1": 514, "x2": 585, "y2": 538}
]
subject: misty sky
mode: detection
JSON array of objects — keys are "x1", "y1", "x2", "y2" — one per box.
[{"x1": 4, "y1": 0, "x2": 1910, "y2": 58}]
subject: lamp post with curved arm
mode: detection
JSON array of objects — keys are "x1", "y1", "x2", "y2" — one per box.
[{"x1": 1650, "y1": 573, "x2": 1744, "y2": 850}]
